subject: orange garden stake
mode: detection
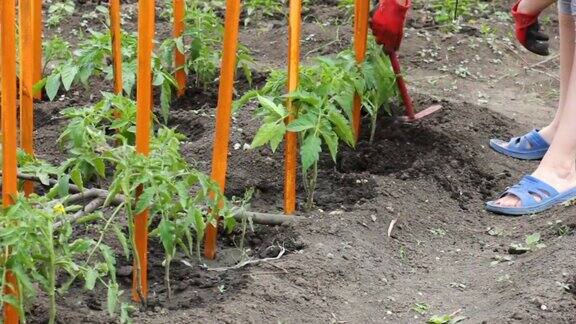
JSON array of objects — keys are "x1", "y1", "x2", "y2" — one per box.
[
  {"x1": 133, "y1": 0, "x2": 155, "y2": 302},
  {"x1": 20, "y1": 0, "x2": 35, "y2": 196},
  {"x1": 352, "y1": 0, "x2": 369, "y2": 140},
  {"x1": 1, "y1": 0, "x2": 20, "y2": 322},
  {"x1": 32, "y1": 0, "x2": 43, "y2": 99},
  {"x1": 110, "y1": 0, "x2": 123, "y2": 94},
  {"x1": 284, "y1": 0, "x2": 302, "y2": 215},
  {"x1": 204, "y1": 0, "x2": 242, "y2": 260},
  {"x1": 173, "y1": 0, "x2": 186, "y2": 96}
]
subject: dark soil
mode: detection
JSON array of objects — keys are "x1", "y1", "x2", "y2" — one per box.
[{"x1": 22, "y1": 0, "x2": 576, "y2": 323}]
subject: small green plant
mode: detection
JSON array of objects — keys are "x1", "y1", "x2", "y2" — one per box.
[
  {"x1": 337, "y1": 0, "x2": 355, "y2": 17},
  {"x1": 509, "y1": 232, "x2": 546, "y2": 254},
  {"x1": 548, "y1": 220, "x2": 572, "y2": 237},
  {"x1": 428, "y1": 310, "x2": 465, "y2": 324},
  {"x1": 430, "y1": 228, "x2": 446, "y2": 237},
  {"x1": 242, "y1": 0, "x2": 284, "y2": 25},
  {"x1": 413, "y1": 303, "x2": 430, "y2": 315},
  {"x1": 430, "y1": 0, "x2": 491, "y2": 24},
  {"x1": 178, "y1": 1, "x2": 253, "y2": 88},
  {"x1": 399, "y1": 246, "x2": 407, "y2": 260},
  {"x1": 46, "y1": 0, "x2": 75, "y2": 28},
  {"x1": 58, "y1": 93, "x2": 137, "y2": 186}
]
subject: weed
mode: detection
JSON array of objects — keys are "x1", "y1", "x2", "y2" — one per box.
[
  {"x1": 413, "y1": 303, "x2": 430, "y2": 315},
  {"x1": 428, "y1": 310, "x2": 465, "y2": 324},
  {"x1": 430, "y1": 228, "x2": 446, "y2": 237},
  {"x1": 47, "y1": 0, "x2": 75, "y2": 28},
  {"x1": 509, "y1": 232, "x2": 546, "y2": 254},
  {"x1": 547, "y1": 220, "x2": 572, "y2": 237}
]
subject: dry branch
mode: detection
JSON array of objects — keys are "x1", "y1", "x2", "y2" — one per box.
[
  {"x1": 200, "y1": 246, "x2": 286, "y2": 272},
  {"x1": 4, "y1": 172, "x2": 304, "y2": 226}
]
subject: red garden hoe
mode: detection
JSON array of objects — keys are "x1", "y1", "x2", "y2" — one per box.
[
  {"x1": 388, "y1": 51, "x2": 442, "y2": 122},
  {"x1": 370, "y1": 0, "x2": 442, "y2": 122}
]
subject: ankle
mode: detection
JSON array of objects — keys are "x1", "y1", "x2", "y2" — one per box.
[
  {"x1": 537, "y1": 162, "x2": 576, "y2": 180},
  {"x1": 539, "y1": 124, "x2": 557, "y2": 143}
]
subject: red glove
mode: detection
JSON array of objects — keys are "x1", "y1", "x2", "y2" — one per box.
[
  {"x1": 370, "y1": 0, "x2": 411, "y2": 54},
  {"x1": 512, "y1": 0, "x2": 550, "y2": 56}
]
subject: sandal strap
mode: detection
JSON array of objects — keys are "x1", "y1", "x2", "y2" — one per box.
[
  {"x1": 500, "y1": 175, "x2": 559, "y2": 207},
  {"x1": 508, "y1": 129, "x2": 548, "y2": 151}
]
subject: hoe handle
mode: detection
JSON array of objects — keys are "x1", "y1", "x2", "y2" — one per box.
[{"x1": 388, "y1": 51, "x2": 415, "y2": 120}]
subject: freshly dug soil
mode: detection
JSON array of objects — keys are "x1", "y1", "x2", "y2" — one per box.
[{"x1": 22, "y1": 0, "x2": 576, "y2": 323}]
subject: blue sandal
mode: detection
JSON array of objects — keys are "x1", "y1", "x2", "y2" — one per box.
[
  {"x1": 489, "y1": 129, "x2": 549, "y2": 160},
  {"x1": 486, "y1": 175, "x2": 576, "y2": 216}
]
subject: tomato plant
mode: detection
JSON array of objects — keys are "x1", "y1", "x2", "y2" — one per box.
[
  {"x1": 58, "y1": 93, "x2": 137, "y2": 187},
  {"x1": 0, "y1": 196, "x2": 121, "y2": 324},
  {"x1": 236, "y1": 46, "x2": 396, "y2": 209},
  {"x1": 105, "y1": 127, "x2": 234, "y2": 301}
]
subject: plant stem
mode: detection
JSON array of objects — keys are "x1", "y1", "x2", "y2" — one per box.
[
  {"x1": 165, "y1": 256, "x2": 172, "y2": 300},
  {"x1": 304, "y1": 162, "x2": 318, "y2": 211},
  {"x1": 369, "y1": 114, "x2": 377, "y2": 144},
  {"x1": 47, "y1": 224, "x2": 57, "y2": 324}
]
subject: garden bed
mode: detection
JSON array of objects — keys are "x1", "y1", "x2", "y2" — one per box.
[{"x1": 23, "y1": 0, "x2": 576, "y2": 322}]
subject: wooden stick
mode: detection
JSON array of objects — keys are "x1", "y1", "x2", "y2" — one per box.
[
  {"x1": 20, "y1": 0, "x2": 35, "y2": 196},
  {"x1": 8, "y1": 173, "x2": 304, "y2": 226},
  {"x1": 233, "y1": 210, "x2": 303, "y2": 225},
  {"x1": 352, "y1": 0, "x2": 369, "y2": 140},
  {"x1": 110, "y1": 0, "x2": 123, "y2": 95},
  {"x1": 203, "y1": 246, "x2": 286, "y2": 272},
  {"x1": 2, "y1": 0, "x2": 20, "y2": 321},
  {"x1": 205, "y1": 0, "x2": 242, "y2": 260},
  {"x1": 32, "y1": 0, "x2": 43, "y2": 100},
  {"x1": 284, "y1": 0, "x2": 302, "y2": 215},
  {"x1": 173, "y1": 0, "x2": 186, "y2": 96},
  {"x1": 134, "y1": 0, "x2": 155, "y2": 302}
]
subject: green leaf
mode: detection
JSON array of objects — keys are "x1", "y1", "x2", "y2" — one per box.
[
  {"x1": 85, "y1": 268, "x2": 98, "y2": 290},
  {"x1": 526, "y1": 233, "x2": 541, "y2": 246},
  {"x1": 300, "y1": 135, "x2": 322, "y2": 171},
  {"x1": 107, "y1": 282, "x2": 119, "y2": 316},
  {"x1": 289, "y1": 90, "x2": 322, "y2": 107},
  {"x1": 251, "y1": 122, "x2": 286, "y2": 152},
  {"x1": 134, "y1": 187, "x2": 154, "y2": 214},
  {"x1": 38, "y1": 173, "x2": 51, "y2": 186},
  {"x1": 153, "y1": 72, "x2": 165, "y2": 86},
  {"x1": 158, "y1": 218, "x2": 176, "y2": 256},
  {"x1": 33, "y1": 78, "x2": 47, "y2": 95},
  {"x1": 57, "y1": 174, "x2": 70, "y2": 197},
  {"x1": 61, "y1": 65, "x2": 79, "y2": 91},
  {"x1": 86, "y1": 156, "x2": 106, "y2": 178},
  {"x1": 45, "y1": 73, "x2": 62, "y2": 101},
  {"x1": 160, "y1": 81, "x2": 172, "y2": 123},
  {"x1": 287, "y1": 113, "x2": 316, "y2": 132},
  {"x1": 191, "y1": 208, "x2": 206, "y2": 240},
  {"x1": 175, "y1": 37, "x2": 185, "y2": 54},
  {"x1": 189, "y1": 38, "x2": 201, "y2": 61},
  {"x1": 70, "y1": 167, "x2": 84, "y2": 191},
  {"x1": 257, "y1": 96, "x2": 286, "y2": 119},
  {"x1": 328, "y1": 110, "x2": 355, "y2": 146},
  {"x1": 320, "y1": 129, "x2": 338, "y2": 162},
  {"x1": 112, "y1": 224, "x2": 130, "y2": 259}
]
